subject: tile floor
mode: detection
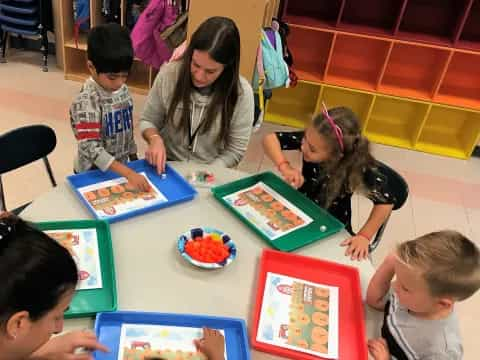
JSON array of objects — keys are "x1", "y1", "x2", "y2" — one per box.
[{"x1": 1, "y1": 50, "x2": 479, "y2": 359}]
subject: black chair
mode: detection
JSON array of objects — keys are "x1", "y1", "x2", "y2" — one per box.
[
  {"x1": 368, "y1": 161, "x2": 409, "y2": 253},
  {"x1": 0, "y1": 124, "x2": 57, "y2": 213},
  {"x1": 0, "y1": 0, "x2": 52, "y2": 71}
]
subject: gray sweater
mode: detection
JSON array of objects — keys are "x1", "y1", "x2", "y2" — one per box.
[
  {"x1": 70, "y1": 77, "x2": 137, "y2": 172},
  {"x1": 139, "y1": 61, "x2": 254, "y2": 168}
]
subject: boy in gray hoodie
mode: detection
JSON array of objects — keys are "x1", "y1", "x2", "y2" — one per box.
[{"x1": 70, "y1": 23, "x2": 149, "y2": 190}]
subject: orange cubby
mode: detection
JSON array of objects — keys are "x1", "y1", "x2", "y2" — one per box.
[
  {"x1": 288, "y1": 27, "x2": 334, "y2": 82},
  {"x1": 379, "y1": 42, "x2": 451, "y2": 100},
  {"x1": 457, "y1": 0, "x2": 480, "y2": 51},
  {"x1": 397, "y1": 0, "x2": 470, "y2": 46},
  {"x1": 282, "y1": 0, "x2": 344, "y2": 29},
  {"x1": 339, "y1": 0, "x2": 405, "y2": 36},
  {"x1": 324, "y1": 34, "x2": 391, "y2": 91},
  {"x1": 435, "y1": 51, "x2": 480, "y2": 109}
]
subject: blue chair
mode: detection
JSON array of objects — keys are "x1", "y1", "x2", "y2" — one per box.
[{"x1": 0, "y1": 0, "x2": 51, "y2": 71}]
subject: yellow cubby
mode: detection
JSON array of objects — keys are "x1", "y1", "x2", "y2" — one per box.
[
  {"x1": 365, "y1": 95, "x2": 429, "y2": 148},
  {"x1": 416, "y1": 106, "x2": 480, "y2": 159},
  {"x1": 266, "y1": 81, "x2": 480, "y2": 159},
  {"x1": 318, "y1": 85, "x2": 374, "y2": 129},
  {"x1": 265, "y1": 81, "x2": 321, "y2": 128}
]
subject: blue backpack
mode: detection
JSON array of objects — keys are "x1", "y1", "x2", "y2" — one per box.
[
  {"x1": 73, "y1": 1, "x2": 90, "y2": 32},
  {"x1": 252, "y1": 29, "x2": 289, "y2": 91}
]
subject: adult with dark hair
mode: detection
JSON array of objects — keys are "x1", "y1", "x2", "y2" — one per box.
[
  {"x1": 0, "y1": 213, "x2": 108, "y2": 359},
  {"x1": 140, "y1": 17, "x2": 254, "y2": 171}
]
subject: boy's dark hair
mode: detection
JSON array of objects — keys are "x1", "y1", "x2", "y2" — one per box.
[
  {"x1": 87, "y1": 23, "x2": 133, "y2": 74},
  {"x1": 0, "y1": 214, "x2": 78, "y2": 324}
]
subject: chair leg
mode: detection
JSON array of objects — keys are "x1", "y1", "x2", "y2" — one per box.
[
  {"x1": 0, "y1": 176, "x2": 6, "y2": 212},
  {"x1": 43, "y1": 157, "x2": 57, "y2": 187},
  {"x1": 0, "y1": 28, "x2": 3, "y2": 60},
  {"x1": 39, "y1": 0, "x2": 48, "y2": 72},
  {"x1": 40, "y1": 26, "x2": 48, "y2": 72},
  {"x1": 19, "y1": 34, "x2": 25, "y2": 49},
  {"x1": 0, "y1": 31, "x2": 8, "y2": 64},
  {"x1": 368, "y1": 215, "x2": 390, "y2": 254}
]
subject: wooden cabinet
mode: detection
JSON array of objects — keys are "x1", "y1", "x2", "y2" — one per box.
[
  {"x1": 265, "y1": 0, "x2": 480, "y2": 159},
  {"x1": 59, "y1": 0, "x2": 278, "y2": 93}
]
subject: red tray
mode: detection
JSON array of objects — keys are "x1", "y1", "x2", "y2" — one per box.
[{"x1": 251, "y1": 249, "x2": 367, "y2": 360}]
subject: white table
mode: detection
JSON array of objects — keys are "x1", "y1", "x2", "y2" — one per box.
[{"x1": 21, "y1": 162, "x2": 382, "y2": 359}]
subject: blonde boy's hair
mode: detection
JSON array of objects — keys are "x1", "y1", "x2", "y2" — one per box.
[{"x1": 397, "y1": 230, "x2": 480, "y2": 300}]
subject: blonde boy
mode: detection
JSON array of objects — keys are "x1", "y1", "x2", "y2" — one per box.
[{"x1": 366, "y1": 231, "x2": 480, "y2": 360}]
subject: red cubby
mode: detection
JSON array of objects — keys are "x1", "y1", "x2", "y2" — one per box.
[
  {"x1": 397, "y1": 0, "x2": 470, "y2": 46},
  {"x1": 339, "y1": 0, "x2": 405, "y2": 36},
  {"x1": 379, "y1": 43, "x2": 451, "y2": 100},
  {"x1": 288, "y1": 27, "x2": 334, "y2": 82},
  {"x1": 436, "y1": 51, "x2": 480, "y2": 109},
  {"x1": 282, "y1": 0, "x2": 344, "y2": 28},
  {"x1": 457, "y1": 0, "x2": 480, "y2": 50},
  {"x1": 325, "y1": 34, "x2": 391, "y2": 91}
]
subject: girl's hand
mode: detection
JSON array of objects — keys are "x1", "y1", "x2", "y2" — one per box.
[
  {"x1": 194, "y1": 328, "x2": 225, "y2": 360},
  {"x1": 368, "y1": 338, "x2": 390, "y2": 360},
  {"x1": 145, "y1": 135, "x2": 167, "y2": 174},
  {"x1": 341, "y1": 235, "x2": 370, "y2": 260},
  {"x1": 30, "y1": 330, "x2": 109, "y2": 360},
  {"x1": 279, "y1": 164, "x2": 304, "y2": 188}
]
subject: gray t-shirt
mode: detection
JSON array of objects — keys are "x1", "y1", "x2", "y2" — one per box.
[{"x1": 382, "y1": 292, "x2": 463, "y2": 360}]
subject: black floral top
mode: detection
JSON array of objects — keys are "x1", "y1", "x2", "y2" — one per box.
[{"x1": 276, "y1": 131, "x2": 395, "y2": 234}]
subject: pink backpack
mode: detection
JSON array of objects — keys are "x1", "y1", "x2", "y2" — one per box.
[{"x1": 130, "y1": 0, "x2": 177, "y2": 69}]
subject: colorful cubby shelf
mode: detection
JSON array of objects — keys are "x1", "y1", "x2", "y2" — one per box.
[{"x1": 266, "y1": 0, "x2": 480, "y2": 159}]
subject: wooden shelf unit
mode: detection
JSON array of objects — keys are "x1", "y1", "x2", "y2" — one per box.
[
  {"x1": 59, "y1": 0, "x2": 155, "y2": 94},
  {"x1": 60, "y1": 0, "x2": 279, "y2": 94},
  {"x1": 266, "y1": 81, "x2": 480, "y2": 159},
  {"x1": 265, "y1": 0, "x2": 480, "y2": 158}
]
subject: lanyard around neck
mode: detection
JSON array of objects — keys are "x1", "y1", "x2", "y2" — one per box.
[{"x1": 187, "y1": 104, "x2": 205, "y2": 153}]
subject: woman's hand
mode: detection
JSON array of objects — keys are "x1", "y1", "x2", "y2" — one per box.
[
  {"x1": 30, "y1": 330, "x2": 109, "y2": 360},
  {"x1": 145, "y1": 135, "x2": 167, "y2": 174},
  {"x1": 341, "y1": 234, "x2": 370, "y2": 260}
]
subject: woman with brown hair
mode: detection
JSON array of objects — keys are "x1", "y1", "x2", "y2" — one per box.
[{"x1": 140, "y1": 16, "x2": 254, "y2": 171}]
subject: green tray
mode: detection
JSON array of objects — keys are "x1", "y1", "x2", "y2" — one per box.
[
  {"x1": 211, "y1": 171, "x2": 344, "y2": 252},
  {"x1": 35, "y1": 220, "x2": 117, "y2": 318}
]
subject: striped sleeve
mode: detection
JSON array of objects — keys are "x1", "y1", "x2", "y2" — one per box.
[{"x1": 70, "y1": 87, "x2": 114, "y2": 171}]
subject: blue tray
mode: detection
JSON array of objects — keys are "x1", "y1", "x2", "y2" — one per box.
[
  {"x1": 67, "y1": 160, "x2": 197, "y2": 223},
  {"x1": 94, "y1": 311, "x2": 251, "y2": 360}
]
